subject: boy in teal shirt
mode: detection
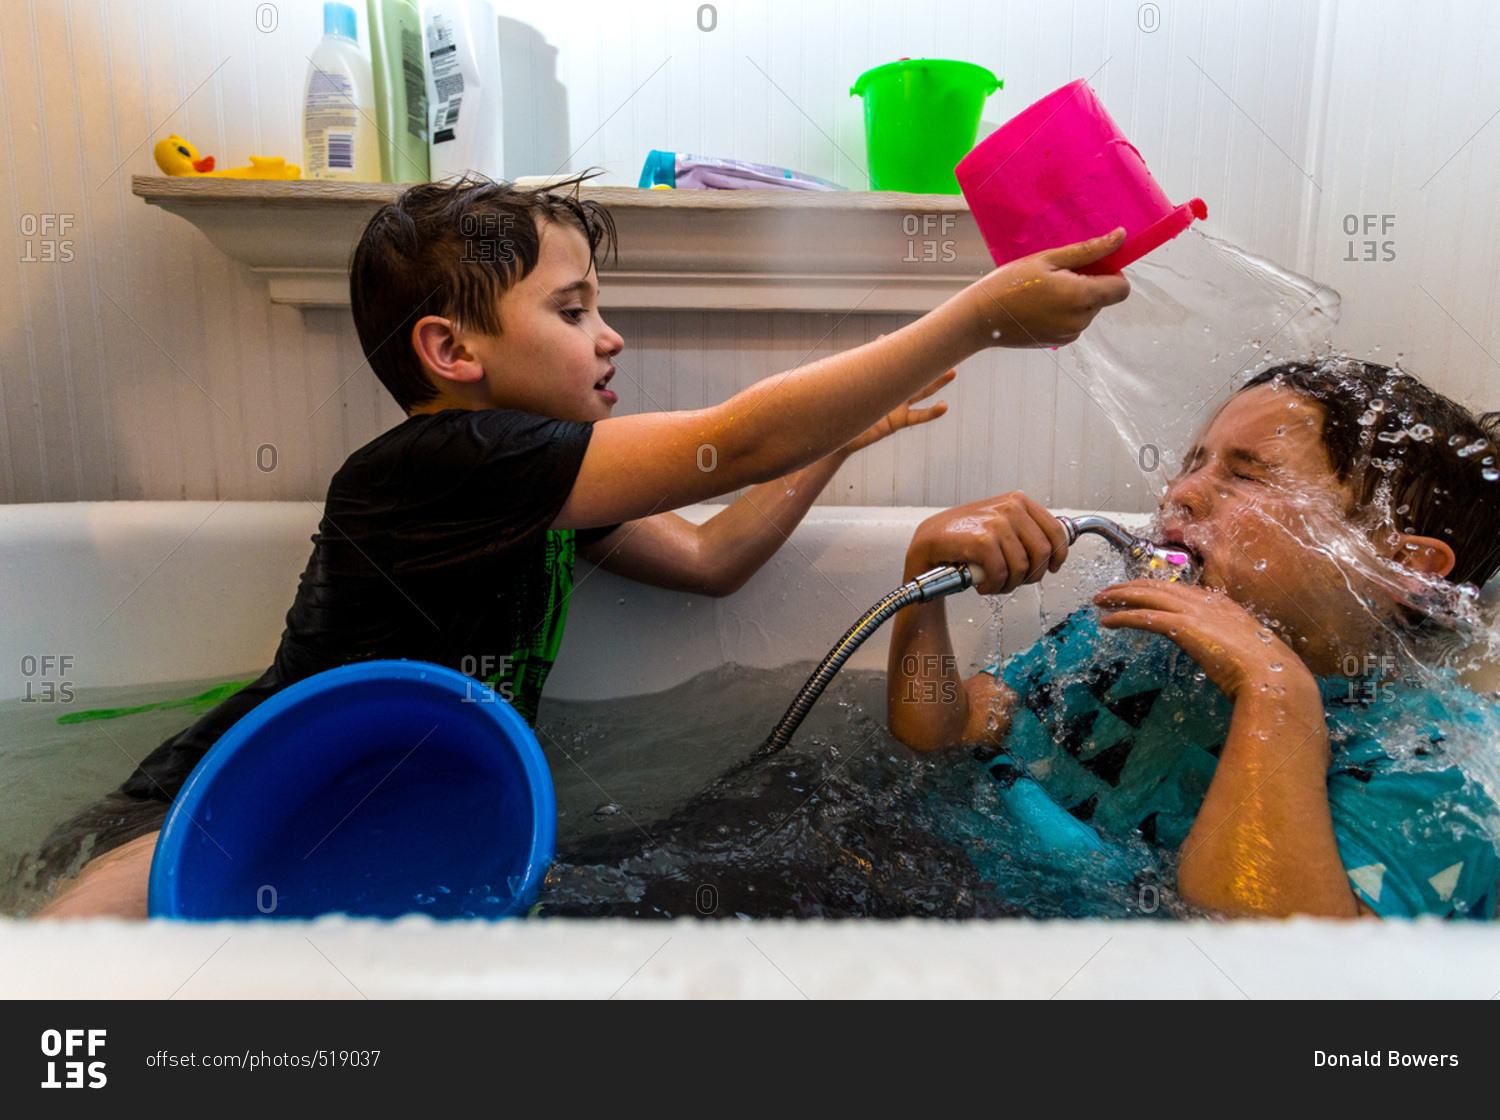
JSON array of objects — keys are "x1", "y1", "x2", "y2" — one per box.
[
  {"x1": 38, "y1": 173, "x2": 1130, "y2": 917},
  {"x1": 888, "y1": 359, "x2": 1500, "y2": 919}
]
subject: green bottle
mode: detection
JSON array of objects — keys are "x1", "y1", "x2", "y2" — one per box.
[{"x1": 367, "y1": 0, "x2": 430, "y2": 182}]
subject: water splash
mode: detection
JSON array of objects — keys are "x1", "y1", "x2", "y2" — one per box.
[{"x1": 1071, "y1": 228, "x2": 1341, "y2": 483}]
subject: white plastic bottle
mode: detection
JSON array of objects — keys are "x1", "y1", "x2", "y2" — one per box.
[
  {"x1": 303, "y1": 2, "x2": 382, "y2": 181},
  {"x1": 422, "y1": 0, "x2": 505, "y2": 180}
]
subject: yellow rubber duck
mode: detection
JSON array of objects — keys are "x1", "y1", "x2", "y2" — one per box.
[{"x1": 153, "y1": 134, "x2": 301, "y2": 180}]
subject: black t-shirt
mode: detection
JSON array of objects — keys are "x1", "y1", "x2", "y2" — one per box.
[{"x1": 122, "y1": 409, "x2": 617, "y2": 803}]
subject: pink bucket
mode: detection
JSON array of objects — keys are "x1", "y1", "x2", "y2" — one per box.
[{"x1": 955, "y1": 79, "x2": 1206, "y2": 274}]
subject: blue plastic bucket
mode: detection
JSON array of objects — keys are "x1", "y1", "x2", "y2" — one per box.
[{"x1": 147, "y1": 660, "x2": 556, "y2": 920}]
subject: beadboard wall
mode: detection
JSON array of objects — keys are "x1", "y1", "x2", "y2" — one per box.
[{"x1": 2, "y1": 0, "x2": 1497, "y2": 508}]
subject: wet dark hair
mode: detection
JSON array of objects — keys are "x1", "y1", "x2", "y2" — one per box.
[
  {"x1": 349, "y1": 171, "x2": 618, "y2": 413},
  {"x1": 1240, "y1": 359, "x2": 1500, "y2": 587}
]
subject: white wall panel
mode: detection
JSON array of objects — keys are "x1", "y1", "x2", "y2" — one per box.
[{"x1": 1313, "y1": 0, "x2": 1500, "y2": 414}]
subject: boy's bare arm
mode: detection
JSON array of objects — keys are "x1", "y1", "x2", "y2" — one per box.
[
  {"x1": 1178, "y1": 680, "x2": 1359, "y2": 918},
  {"x1": 1095, "y1": 580, "x2": 1363, "y2": 918},
  {"x1": 887, "y1": 492, "x2": 1068, "y2": 751},
  {"x1": 581, "y1": 372, "x2": 953, "y2": 596},
  {"x1": 553, "y1": 231, "x2": 1129, "y2": 530},
  {"x1": 887, "y1": 597, "x2": 1017, "y2": 750}
]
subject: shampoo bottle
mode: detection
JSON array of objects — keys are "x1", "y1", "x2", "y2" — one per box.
[
  {"x1": 422, "y1": 0, "x2": 505, "y2": 181},
  {"x1": 367, "y1": 0, "x2": 429, "y2": 182},
  {"x1": 303, "y1": 1, "x2": 381, "y2": 180}
]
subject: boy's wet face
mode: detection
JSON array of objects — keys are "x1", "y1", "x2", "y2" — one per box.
[
  {"x1": 1155, "y1": 383, "x2": 1385, "y2": 649},
  {"x1": 466, "y1": 220, "x2": 625, "y2": 422}
]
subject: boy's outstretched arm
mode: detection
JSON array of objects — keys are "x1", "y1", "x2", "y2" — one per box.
[
  {"x1": 886, "y1": 493, "x2": 1069, "y2": 751},
  {"x1": 580, "y1": 371, "x2": 952, "y2": 596},
  {"x1": 554, "y1": 231, "x2": 1130, "y2": 530},
  {"x1": 1095, "y1": 580, "x2": 1364, "y2": 918}
]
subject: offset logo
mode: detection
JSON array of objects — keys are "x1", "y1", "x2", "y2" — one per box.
[{"x1": 40, "y1": 1029, "x2": 106, "y2": 1089}]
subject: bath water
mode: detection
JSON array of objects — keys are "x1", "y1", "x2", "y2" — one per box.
[{"x1": 0, "y1": 637, "x2": 1190, "y2": 921}]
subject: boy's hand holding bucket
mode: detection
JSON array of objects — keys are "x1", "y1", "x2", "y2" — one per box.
[{"x1": 967, "y1": 228, "x2": 1132, "y2": 348}]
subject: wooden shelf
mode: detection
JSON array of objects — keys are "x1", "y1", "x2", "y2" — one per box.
[{"x1": 131, "y1": 177, "x2": 989, "y2": 313}]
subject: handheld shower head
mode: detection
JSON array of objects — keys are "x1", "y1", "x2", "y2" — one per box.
[
  {"x1": 761, "y1": 510, "x2": 1201, "y2": 753},
  {"x1": 1058, "y1": 515, "x2": 1200, "y2": 583}
]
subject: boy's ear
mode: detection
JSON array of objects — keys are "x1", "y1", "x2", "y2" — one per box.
[
  {"x1": 1391, "y1": 533, "x2": 1456, "y2": 578},
  {"x1": 411, "y1": 315, "x2": 485, "y2": 386}
]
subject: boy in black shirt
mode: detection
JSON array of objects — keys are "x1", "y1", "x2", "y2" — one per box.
[{"x1": 38, "y1": 173, "x2": 1130, "y2": 917}]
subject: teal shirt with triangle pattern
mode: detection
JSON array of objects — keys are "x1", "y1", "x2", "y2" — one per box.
[{"x1": 985, "y1": 611, "x2": 1500, "y2": 918}]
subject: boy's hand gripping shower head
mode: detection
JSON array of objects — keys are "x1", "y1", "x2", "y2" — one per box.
[
  {"x1": 760, "y1": 514, "x2": 1199, "y2": 753},
  {"x1": 916, "y1": 514, "x2": 1201, "y2": 594}
]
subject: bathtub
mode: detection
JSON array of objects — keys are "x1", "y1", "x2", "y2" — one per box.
[{"x1": 2, "y1": 500, "x2": 1498, "y2": 998}]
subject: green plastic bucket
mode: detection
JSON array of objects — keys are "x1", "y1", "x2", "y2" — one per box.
[{"x1": 850, "y1": 58, "x2": 1001, "y2": 193}]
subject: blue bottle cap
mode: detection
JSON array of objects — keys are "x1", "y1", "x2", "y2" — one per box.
[{"x1": 324, "y1": 1, "x2": 358, "y2": 41}]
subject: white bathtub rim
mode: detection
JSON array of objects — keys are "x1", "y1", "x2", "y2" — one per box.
[{"x1": 3, "y1": 912, "x2": 1498, "y2": 999}]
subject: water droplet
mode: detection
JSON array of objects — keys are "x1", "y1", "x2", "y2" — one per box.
[
  {"x1": 991, "y1": 329, "x2": 1002, "y2": 340},
  {"x1": 1257, "y1": 628, "x2": 1273, "y2": 643},
  {"x1": 1358, "y1": 410, "x2": 1378, "y2": 426},
  {"x1": 1449, "y1": 433, "x2": 1467, "y2": 447},
  {"x1": 1168, "y1": 627, "x2": 1178, "y2": 636},
  {"x1": 1193, "y1": 670, "x2": 1207, "y2": 682},
  {"x1": 1409, "y1": 423, "x2": 1434, "y2": 442},
  {"x1": 1484, "y1": 468, "x2": 1500, "y2": 482},
  {"x1": 415, "y1": 894, "x2": 436, "y2": 905},
  {"x1": 593, "y1": 803, "x2": 620, "y2": 817},
  {"x1": 1269, "y1": 661, "x2": 1284, "y2": 672},
  {"x1": 1458, "y1": 440, "x2": 1489, "y2": 458}
]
